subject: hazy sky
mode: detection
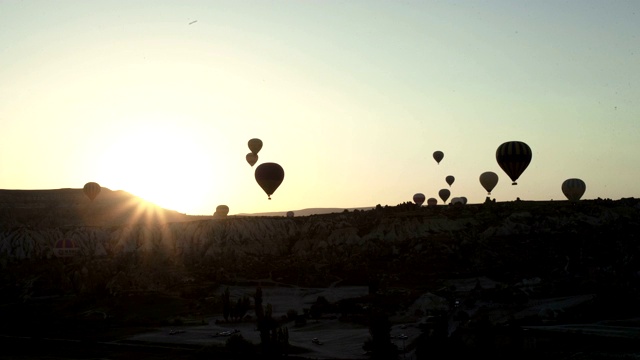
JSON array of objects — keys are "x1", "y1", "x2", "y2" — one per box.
[{"x1": 1, "y1": 1, "x2": 638, "y2": 215}]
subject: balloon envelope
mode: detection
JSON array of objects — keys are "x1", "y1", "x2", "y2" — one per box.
[
  {"x1": 445, "y1": 175, "x2": 455, "y2": 187},
  {"x1": 562, "y1": 178, "x2": 586, "y2": 202},
  {"x1": 413, "y1": 193, "x2": 425, "y2": 206},
  {"x1": 255, "y1": 162, "x2": 284, "y2": 200},
  {"x1": 248, "y1": 138, "x2": 263, "y2": 154},
  {"x1": 433, "y1": 151, "x2": 444, "y2": 164},
  {"x1": 246, "y1": 152, "x2": 258, "y2": 167},
  {"x1": 479, "y1": 171, "x2": 499, "y2": 195},
  {"x1": 54, "y1": 239, "x2": 79, "y2": 258},
  {"x1": 496, "y1": 141, "x2": 532, "y2": 185},
  {"x1": 427, "y1": 198, "x2": 438, "y2": 206},
  {"x1": 438, "y1": 189, "x2": 451, "y2": 204},
  {"x1": 83, "y1": 182, "x2": 101, "y2": 201},
  {"x1": 216, "y1": 205, "x2": 229, "y2": 216},
  {"x1": 286, "y1": 211, "x2": 294, "y2": 218}
]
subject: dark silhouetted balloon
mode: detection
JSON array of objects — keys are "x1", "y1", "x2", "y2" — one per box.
[
  {"x1": 83, "y1": 182, "x2": 101, "y2": 201},
  {"x1": 562, "y1": 178, "x2": 586, "y2": 202},
  {"x1": 479, "y1": 171, "x2": 499, "y2": 195},
  {"x1": 413, "y1": 193, "x2": 425, "y2": 206},
  {"x1": 451, "y1": 197, "x2": 464, "y2": 205},
  {"x1": 255, "y1": 162, "x2": 284, "y2": 200},
  {"x1": 54, "y1": 239, "x2": 79, "y2": 258},
  {"x1": 460, "y1": 196, "x2": 467, "y2": 205},
  {"x1": 438, "y1": 189, "x2": 450, "y2": 204},
  {"x1": 445, "y1": 175, "x2": 455, "y2": 187},
  {"x1": 286, "y1": 211, "x2": 294, "y2": 218},
  {"x1": 248, "y1": 138, "x2": 263, "y2": 154},
  {"x1": 246, "y1": 152, "x2": 258, "y2": 167},
  {"x1": 427, "y1": 198, "x2": 438, "y2": 206},
  {"x1": 496, "y1": 141, "x2": 532, "y2": 185},
  {"x1": 216, "y1": 205, "x2": 229, "y2": 216},
  {"x1": 433, "y1": 151, "x2": 444, "y2": 164}
]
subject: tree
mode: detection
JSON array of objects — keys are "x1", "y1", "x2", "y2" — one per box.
[
  {"x1": 363, "y1": 310, "x2": 398, "y2": 359},
  {"x1": 222, "y1": 287, "x2": 231, "y2": 322}
]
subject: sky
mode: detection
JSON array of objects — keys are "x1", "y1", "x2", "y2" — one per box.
[{"x1": 1, "y1": 1, "x2": 639, "y2": 215}]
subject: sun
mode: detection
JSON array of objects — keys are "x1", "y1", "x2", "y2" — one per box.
[{"x1": 97, "y1": 121, "x2": 216, "y2": 214}]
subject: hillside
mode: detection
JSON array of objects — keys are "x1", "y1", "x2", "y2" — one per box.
[{"x1": 1, "y1": 190, "x2": 640, "y2": 358}]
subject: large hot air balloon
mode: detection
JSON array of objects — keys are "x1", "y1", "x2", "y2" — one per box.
[
  {"x1": 562, "y1": 178, "x2": 586, "y2": 202},
  {"x1": 246, "y1": 152, "x2": 258, "y2": 167},
  {"x1": 413, "y1": 193, "x2": 426, "y2": 206},
  {"x1": 83, "y1": 182, "x2": 101, "y2": 201},
  {"x1": 433, "y1": 151, "x2": 444, "y2": 164},
  {"x1": 255, "y1": 162, "x2": 284, "y2": 200},
  {"x1": 496, "y1": 141, "x2": 532, "y2": 185},
  {"x1": 427, "y1": 198, "x2": 438, "y2": 206},
  {"x1": 445, "y1": 175, "x2": 455, "y2": 187},
  {"x1": 479, "y1": 171, "x2": 499, "y2": 195},
  {"x1": 438, "y1": 189, "x2": 450, "y2": 204},
  {"x1": 248, "y1": 138, "x2": 263, "y2": 154},
  {"x1": 216, "y1": 205, "x2": 229, "y2": 216}
]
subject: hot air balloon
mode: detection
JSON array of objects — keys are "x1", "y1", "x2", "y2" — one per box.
[
  {"x1": 286, "y1": 211, "x2": 294, "y2": 218},
  {"x1": 451, "y1": 197, "x2": 464, "y2": 205},
  {"x1": 248, "y1": 138, "x2": 263, "y2": 154},
  {"x1": 216, "y1": 205, "x2": 229, "y2": 216},
  {"x1": 562, "y1": 178, "x2": 586, "y2": 202},
  {"x1": 479, "y1": 171, "x2": 499, "y2": 195},
  {"x1": 445, "y1": 175, "x2": 455, "y2": 187},
  {"x1": 433, "y1": 151, "x2": 444, "y2": 164},
  {"x1": 427, "y1": 198, "x2": 438, "y2": 206},
  {"x1": 255, "y1": 162, "x2": 284, "y2": 200},
  {"x1": 460, "y1": 196, "x2": 467, "y2": 205},
  {"x1": 246, "y1": 152, "x2": 258, "y2": 167},
  {"x1": 54, "y1": 239, "x2": 79, "y2": 258},
  {"x1": 83, "y1": 182, "x2": 101, "y2": 201},
  {"x1": 438, "y1": 189, "x2": 450, "y2": 204},
  {"x1": 413, "y1": 193, "x2": 426, "y2": 206},
  {"x1": 496, "y1": 141, "x2": 532, "y2": 185}
]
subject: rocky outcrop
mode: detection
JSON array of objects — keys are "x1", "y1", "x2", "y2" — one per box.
[{"x1": 1, "y1": 195, "x2": 640, "y2": 302}]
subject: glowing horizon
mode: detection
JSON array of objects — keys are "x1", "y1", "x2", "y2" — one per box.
[{"x1": 1, "y1": 1, "x2": 638, "y2": 215}]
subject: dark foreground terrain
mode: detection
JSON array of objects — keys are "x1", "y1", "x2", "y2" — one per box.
[{"x1": 1, "y1": 189, "x2": 640, "y2": 359}]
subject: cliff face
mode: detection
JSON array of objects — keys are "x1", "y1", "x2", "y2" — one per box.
[{"x1": 1, "y1": 192, "x2": 640, "y2": 301}]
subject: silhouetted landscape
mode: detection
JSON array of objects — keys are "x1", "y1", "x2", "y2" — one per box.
[{"x1": 1, "y1": 188, "x2": 640, "y2": 359}]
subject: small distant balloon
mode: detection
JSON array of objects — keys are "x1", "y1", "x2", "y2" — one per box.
[
  {"x1": 438, "y1": 189, "x2": 451, "y2": 204},
  {"x1": 83, "y1": 182, "x2": 101, "y2": 201},
  {"x1": 248, "y1": 138, "x2": 263, "y2": 154},
  {"x1": 413, "y1": 193, "x2": 426, "y2": 206},
  {"x1": 460, "y1": 196, "x2": 467, "y2": 205},
  {"x1": 216, "y1": 205, "x2": 229, "y2": 216},
  {"x1": 562, "y1": 178, "x2": 586, "y2": 202},
  {"x1": 427, "y1": 198, "x2": 438, "y2": 206},
  {"x1": 246, "y1": 152, "x2": 258, "y2": 167},
  {"x1": 445, "y1": 175, "x2": 455, "y2": 187},
  {"x1": 451, "y1": 197, "x2": 464, "y2": 205},
  {"x1": 54, "y1": 239, "x2": 79, "y2": 258},
  {"x1": 255, "y1": 162, "x2": 285, "y2": 200},
  {"x1": 286, "y1": 211, "x2": 294, "y2": 218},
  {"x1": 496, "y1": 141, "x2": 532, "y2": 185},
  {"x1": 479, "y1": 171, "x2": 499, "y2": 195},
  {"x1": 433, "y1": 151, "x2": 444, "y2": 164}
]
